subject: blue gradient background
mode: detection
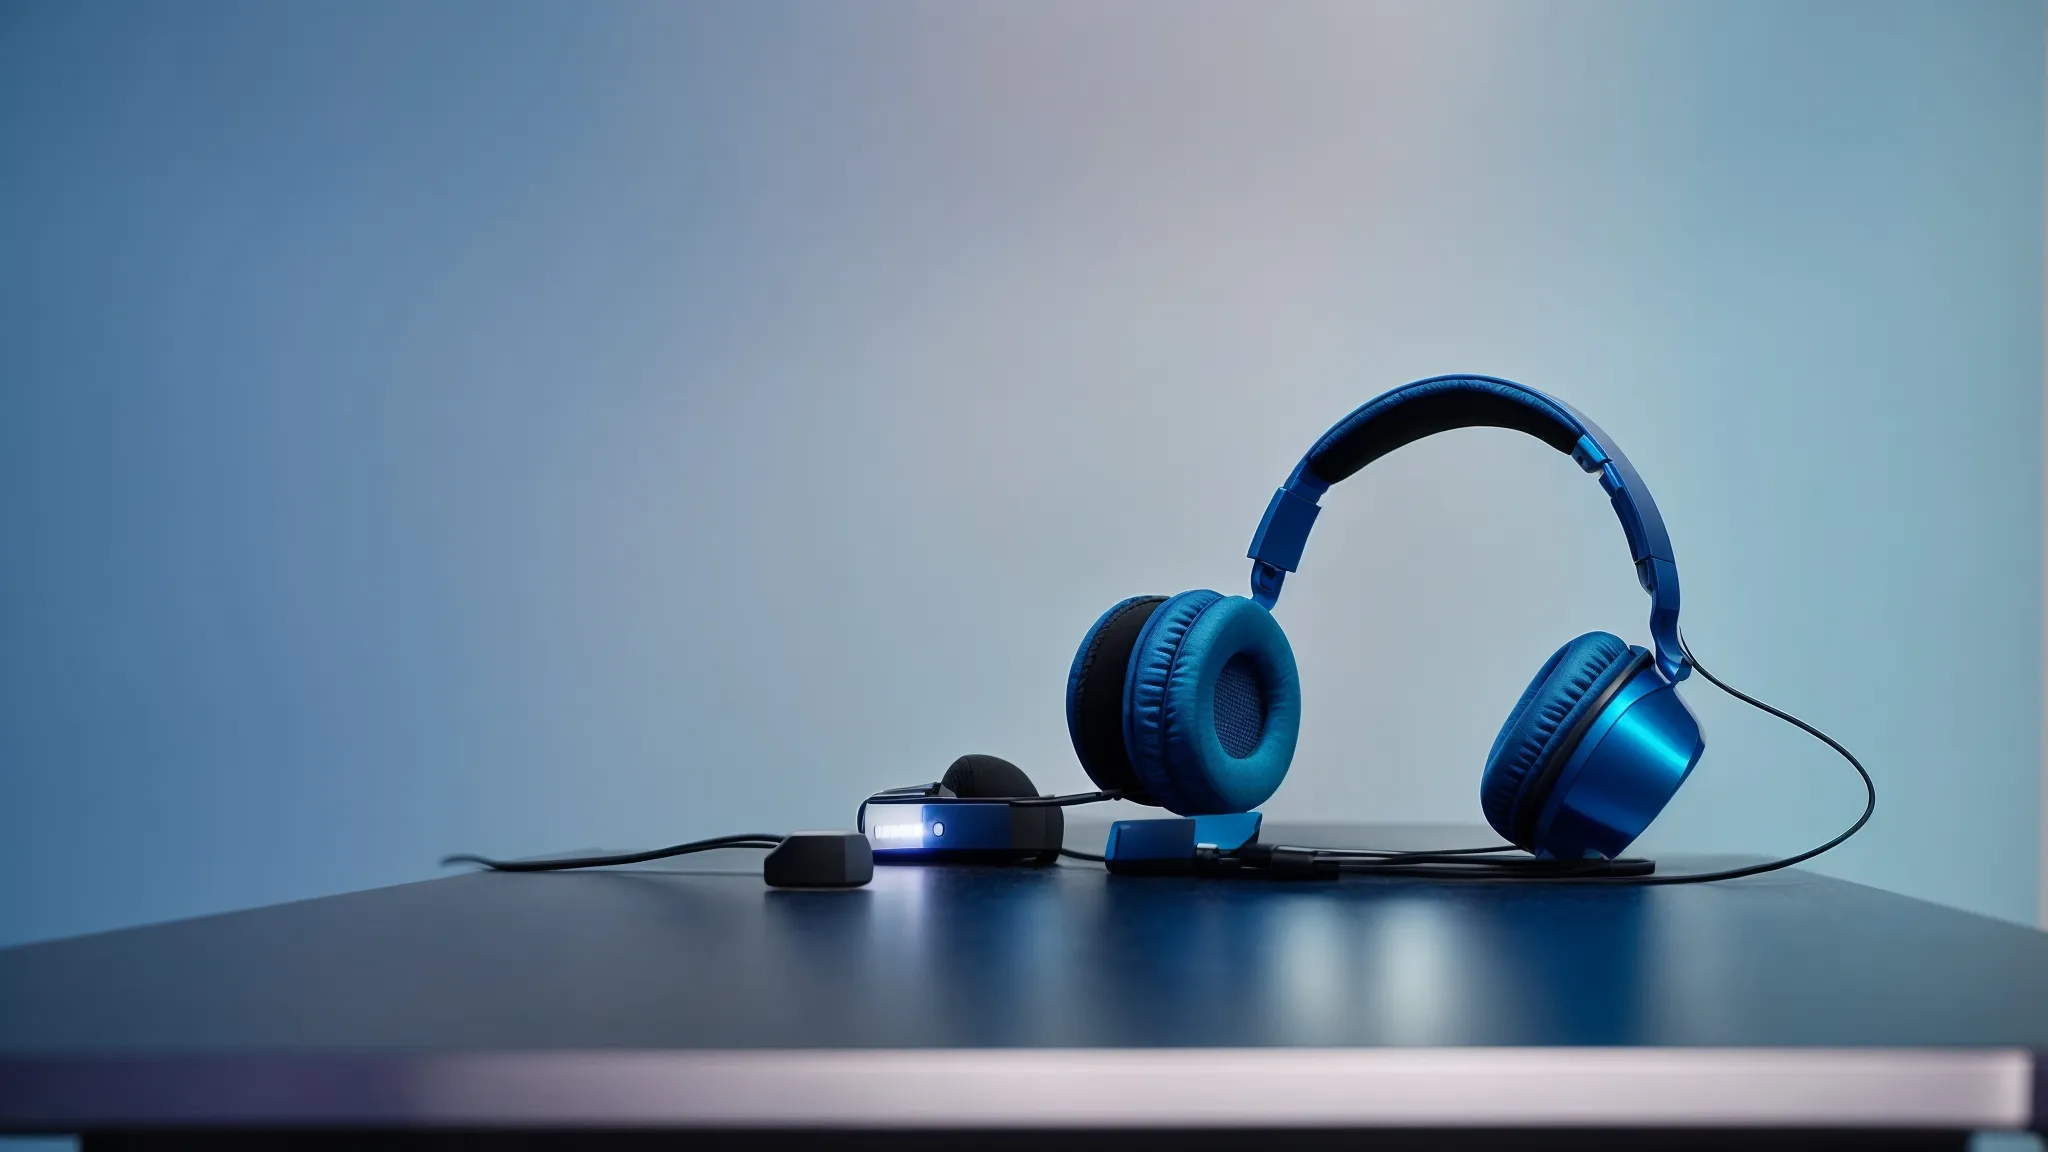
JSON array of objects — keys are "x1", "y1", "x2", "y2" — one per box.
[{"x1": 1, "y1": 0, "x2": 2042, "y2": 948}]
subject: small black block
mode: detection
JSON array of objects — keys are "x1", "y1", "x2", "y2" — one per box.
[{"x1": 763, "y1": 831, "x2": 874, "y2": 888}]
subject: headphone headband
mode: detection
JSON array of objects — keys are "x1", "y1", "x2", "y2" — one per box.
[{"x1": 1247, "y1": 375, "x2": 1687, "y2": 680}]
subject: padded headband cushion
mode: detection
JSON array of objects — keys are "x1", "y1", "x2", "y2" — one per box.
[
  {"x1": 1122, "y1": 590, "x2": 1299, "y2": 815},
  {"x1": 1066, "y1": 595, "x2": 1167, "y2": 803},
  {"x1": 1479, "y1": 631, "x2": 1639, "y2": 848},
  {"x1": 1306, "y1": 376, "x2": 1581, "y2": 485}
]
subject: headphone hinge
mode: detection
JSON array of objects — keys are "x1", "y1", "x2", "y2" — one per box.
[{"x1": 1247, "y1": 486, "x2": 1322, "y2": 573}]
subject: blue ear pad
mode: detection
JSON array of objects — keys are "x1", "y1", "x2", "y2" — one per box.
[
  {"x1": 1479, "y1": 631, "x2": 1644, "y2": 848},
  {"x1": 1066, "y1": 595, "x2": 1169, "y2": 803},
  {"x1": 1122, "y1": 590, "x2": 1301, "y2": 815}
]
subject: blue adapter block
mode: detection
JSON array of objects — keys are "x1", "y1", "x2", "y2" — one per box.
[{"x1": 1103, "y1": 812, "x2": 1262, "y2": 875}]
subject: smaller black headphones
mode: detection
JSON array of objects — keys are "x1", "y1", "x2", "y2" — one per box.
[{"x1": 936, "y1": 753, "x2": 1041, "y2": 800}]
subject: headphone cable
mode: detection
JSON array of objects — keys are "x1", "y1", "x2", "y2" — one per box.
[
  {"x1": 858, "y1": 789, "x2": 1121, "y2": 834},
  {"x1": 1575, "y1": 629, "x2": 1877, "y2": 885},
  {"x1": 454, "y1": 790, "x2": 1129, "y2": 872},
  {"x1": 442, "y1": 834, "x2": 786, "y2": 873}
]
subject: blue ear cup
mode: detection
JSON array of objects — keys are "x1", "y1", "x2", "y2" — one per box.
[
  {"x1": 1481, "y1": 631, "x2": 1704, "y2": 858},
  {"x1": 1481, "y1": 632, "x2": 1637, "y2": 845},
  {"x1": 1120, "y1": 591, "x2": 1301, "y2": 815}
]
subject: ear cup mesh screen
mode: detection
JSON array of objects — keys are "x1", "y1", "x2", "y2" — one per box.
[{"x1": 1212, "y1": 653, "x2": 1267, "y2": 759}]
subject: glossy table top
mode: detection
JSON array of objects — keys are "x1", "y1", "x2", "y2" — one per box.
[{"x1": 2, "y1": 823, "x2": 2045, "y2": 1132}]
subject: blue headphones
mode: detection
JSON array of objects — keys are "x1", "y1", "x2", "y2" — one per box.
[{"x1": 1065, "y1": 375, "x2": 1706, "y2": 860}]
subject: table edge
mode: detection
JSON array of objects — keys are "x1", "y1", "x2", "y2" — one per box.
[{"x1": 0, "y1": 1047, "x2": 2038, "y2": 1133}]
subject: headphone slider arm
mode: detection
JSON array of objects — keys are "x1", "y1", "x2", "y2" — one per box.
[{"x1": 1247, "y1": 486, "x2": 1321, "y2": 573}]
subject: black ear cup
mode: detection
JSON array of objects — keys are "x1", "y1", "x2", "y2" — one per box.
[
  {"x1": 1479, "y1": 631, "x2": 1650, "y2": 848},
  {"x1": 941, "y1": 754, "x2": 1039, "y2": 799},
  {"x1": 1064, "y1": 596, "x2": 1168, "y2": 804}
]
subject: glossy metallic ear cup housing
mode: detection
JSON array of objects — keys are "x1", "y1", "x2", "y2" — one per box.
[
  {"x1": 1481, "y1": 632, "x2": 1638, "y2": 844},
  {"x1": 1481, "y1": 631, "x2": 1704, "y2": 859},
  {"x1": 1067, "y1": 591, "x2": 1301, "y2": 816}
]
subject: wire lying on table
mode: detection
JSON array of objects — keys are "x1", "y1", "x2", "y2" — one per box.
[{"x1": 443, "y1": 834, "x2": 786, "y2": 873}]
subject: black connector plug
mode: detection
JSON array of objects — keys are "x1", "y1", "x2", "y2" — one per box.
[
  {"x1": 1234, "y1": 844, "x2": 1335, "y2": 881},
  {"x1": 763, "y1": 831, "x2": 873, "y2": 888}
]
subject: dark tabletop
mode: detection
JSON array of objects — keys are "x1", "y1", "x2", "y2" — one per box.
[
  {"x1": 3, "y1": 822, "x2": 2045, "y2": 1053},
  {"x1": 4, "y1": 823, "x2": 2047, "y2": 1137}
]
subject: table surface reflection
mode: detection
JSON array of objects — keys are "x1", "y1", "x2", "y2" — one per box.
[{"x1": 3, "y1": 822, "x2": 2044, "y2": 1052}]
